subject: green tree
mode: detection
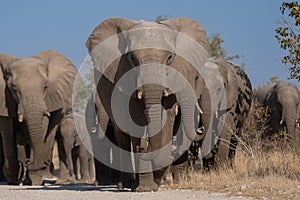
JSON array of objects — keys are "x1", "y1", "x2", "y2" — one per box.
[
  {"x1": 275, "y1": 2, "x2": 300, "y2": 80},
  {"x1": 73, "y1": 59, "x2": 95, "y2": 112},
  {"x1": 208, "y1": 33, "x2": 241, "y2": 61},
  {"x1": 208, "y1": 33, "x2": 226, "y2": 57}
]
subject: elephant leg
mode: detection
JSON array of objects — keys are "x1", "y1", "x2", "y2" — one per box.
[
  {"x1": 134, "y1": 109, "x2": 175, "y2": 192},
  {"x1": 132, "y1": 136, "x2": 168, "y2": 192},
  {"x1": 171, "y1": 151, "x2": 189, "y2": 184},
  {"x1": 214, "y1": 117, "x2": 235, "y2": 168},
  {"x1": 28, "y1": 125, "x2": 58, "y2": 185},
  {"x1": 78, "y1": 145, "x2": 91, "y2": 183},
  {"x1": 0, "y1": 117, "x2": 21, "y2": 185},
  {"x1": 87, "y1": 151, "x2": 95, "y2": 183},
  {"x1": 152, "y1": 109, "x2": 175, "y2": 186},
  {"x1": 132, "y1": 144, "x2": 157, "y2": 192},
  {"x1": 56, "y1": 133, "x2": 68, "y2": 182},
  {"x1": 21, "y1": 144, "x2": 32, "y2": 185},
  {"x1": 114, "y1": 128, "x2": 134, "y2": 189},
  {"x1": 0, "y1": 135, "x2": 6, "y2": 182},
  {"x1": 64, "y1": 142, "x2": 75, "y2": 182}
]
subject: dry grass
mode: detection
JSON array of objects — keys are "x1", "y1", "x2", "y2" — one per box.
[
  {"x1": 162, "y1": 105, "x2": 300, "y2": 199},
  {"x1": 162, "y1": 149, "x2": 300, "y2": 200}
]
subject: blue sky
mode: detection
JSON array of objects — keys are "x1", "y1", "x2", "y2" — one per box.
[{"x1": 0, "y1": 0, "x2": 297, "y2": 88}]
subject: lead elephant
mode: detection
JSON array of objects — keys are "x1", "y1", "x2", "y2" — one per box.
[
  {"x1": 0, "y1": 50, "x2": 78, "y2": 185},
  {"x1": 255, "y1": 81, "x2": 300, "y2": 150},
  {"x1": 85, "y1": 17, "x2": 210, "y2": 192}
]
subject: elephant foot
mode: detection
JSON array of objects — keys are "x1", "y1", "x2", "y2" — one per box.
[
  {"x1": 132, "y1": 181, "x2": 158, "y2": 192},
  {"x1": 78, "y1": 176, "x2": 94, "y2": 185},
  {"x1": 22, "y1": 174, "x2": 32, "y2": 186},
  {"x1": 28, "y1": 168, "x2": 57, "y2": 185},
  {"x1": 117, "y1": 181, "x2": 123, "y2": 190},
  {"x1": 116, "y1": 180, "x2": 133, "y2": 190},
  {"x1": 55, "y1": 176, "x2": 76, "y2": 185},
  {"x1": 6, "y1": 161, "x2": 24, "y2": 185}
]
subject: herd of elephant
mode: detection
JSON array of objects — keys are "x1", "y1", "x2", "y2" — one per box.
[{"x1": 0, "y1": 17, "x2": 298, "y2": 192}]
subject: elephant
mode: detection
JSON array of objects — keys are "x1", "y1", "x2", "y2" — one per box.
[
  {"x1": 0, "y1": 50, "x2": 78, "y2": 185},
  {"x1": 255, "y1": 81, "x2": 300, "y2": 150},
  {"x1": 0, "y1": 54, "x2": 23, "y2": 185},
  {"x1": 190, "y1": 60, "x2": 253, "y2": 170},
  {"x1": 85, "y1": 17, "x2": 211, "y2": 192},
  {"x1": 56, "y1": 112, "x2": 95, "y2": 184},
  {"x1": 168, "y1": 59, "x2": 252, "y2": 180}
]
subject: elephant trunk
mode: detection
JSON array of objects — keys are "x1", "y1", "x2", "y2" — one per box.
[
  {"x1": 282, "y1": 107, "x2": 298, "y2": 148},
  {"x1": 142, "y1": 85, "x2": 164, "y2": 160},
  {"x1": 176, "y1": 88, "x2": 200, "y2": 142},
  {"x1": 21, "y1": 93, "x2": 50, "y2": 171},
  {"x1": 199, "y1": 90, "x2": 212, "y2": 136},
  {"x1": 198, "y1": 88, "x2": 215, "y2": 158},
  {"x1": 138, "y1": 64, "x2": 167, "y2": 161}
]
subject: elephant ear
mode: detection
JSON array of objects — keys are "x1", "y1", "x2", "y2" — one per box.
[
  {"x1": 86, "y1": 18, "x2": 136, "y2": 83},
  {"x1": 0, "y1": 54, "x2": 17, "y2": 117},
  {"x1": 162, "y1": 18, "x2": 210, "y2": 53},
  {"x1": 162, "y1": 18, "x2": 210, "y2": 93},
  {"x1": 34, "y1": 50, "x2": 78, "y2": 113}
]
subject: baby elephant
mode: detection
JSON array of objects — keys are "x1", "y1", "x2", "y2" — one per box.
[{"x1": 56, "y1": 113, "x2": 95, "y2": 184}]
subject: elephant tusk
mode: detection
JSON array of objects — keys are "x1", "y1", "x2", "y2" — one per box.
[
  {"x1": 91, "y1": 127, "x2": 97, "y2": 133},
  {"x1": 175, "y1": 103, "x2": 178, "y2": 116},
  {"x1": 280, "y1": 119, "x2": 284, "y2": 125},
  {"x1": 215, "y1": 111, "x2": 218, "y2": 118},
  {"x1": 44, "y1": 111, "x2": 51, "y2": 117},
  {"x1": 196, "y1": 103, "x2": 203, "y2": 114},
  {"x1": 18, "y1": 114, "x2": 24, "y2": 123},
  {"x1": 137, "y1": 90, "x2": 143, "y2": 100},
  {"x1": 163, "y1": 89, "x2": 169, "y2": 97}
]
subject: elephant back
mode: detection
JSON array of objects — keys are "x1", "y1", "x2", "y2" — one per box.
[{"x1": 229, "y1": 62, "x2": 253, "y2": 133}]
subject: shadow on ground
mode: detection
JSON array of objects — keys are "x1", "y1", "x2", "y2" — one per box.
[{"x1": 0, "y1": 182, "x2": 131, "y2": 192}]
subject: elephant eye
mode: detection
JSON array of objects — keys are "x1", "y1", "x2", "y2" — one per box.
[
  {"x1": 127, "y1": 52, "x2": 139, "y2": 67},
  {"x1": 166, "y1": 53, "x2": 175, "y2": 65}
]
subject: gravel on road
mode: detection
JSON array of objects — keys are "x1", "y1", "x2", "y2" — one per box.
[{"x1": 0, "y1": 184, "x2": 252, "y2": 200}]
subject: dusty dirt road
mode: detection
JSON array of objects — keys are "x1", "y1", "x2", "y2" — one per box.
[{"x1": 0, "y1": 184, "x2": 252, "y2": 200}]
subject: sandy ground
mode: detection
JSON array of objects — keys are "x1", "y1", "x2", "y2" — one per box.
[{"x1": 0, "y1": 183, "x2": 252, "y2": 200}]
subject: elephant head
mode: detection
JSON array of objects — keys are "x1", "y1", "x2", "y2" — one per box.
[
  {"x1": 0, "y1": 50, "x2": 77, "y2": 172},
  {"x1": 86, "y1": 18, "x2": 210, "y2": 158},
  {"x1": 275, "y1": 82, "x2": 300, "y2": 147}
]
